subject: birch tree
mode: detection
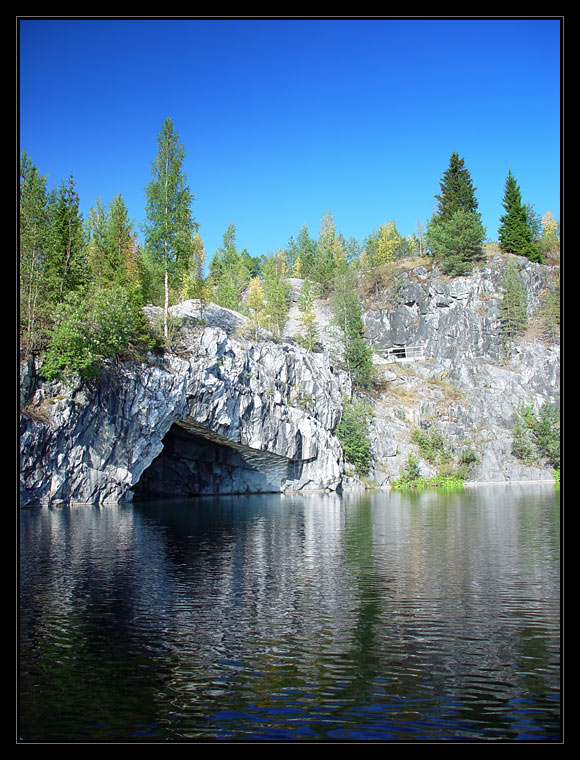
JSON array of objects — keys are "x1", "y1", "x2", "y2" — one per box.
[{"x1": 144, "y1": 117, "x2": 197, "y2": 338}]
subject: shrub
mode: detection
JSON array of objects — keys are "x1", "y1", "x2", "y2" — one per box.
[
  {"x1": 337, "y1": 397, "x2": 373, "y2": 476},
  {"x1": 41, "y1": 286, "x2": 146, "y2": 381}
]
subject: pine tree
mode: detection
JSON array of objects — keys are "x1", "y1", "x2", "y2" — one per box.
[
  {"x1": 144, "y1": 117, "x2": 197, "y2": 338},
  {"x1": 498, "y1": 170, "x2": 541, "y2": 262}
]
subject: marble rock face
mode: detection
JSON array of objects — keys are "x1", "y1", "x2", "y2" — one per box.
[
  {"x1": 20, "y1": 321, "x2": 346, "y2": 505},
  {"x1": 20, "y1": 255, "x2": 560, "y2": 505}
]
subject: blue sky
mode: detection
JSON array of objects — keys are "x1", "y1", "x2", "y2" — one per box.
[{"x1": 19, "y1": 18, "x2": 561, "y2": 264}]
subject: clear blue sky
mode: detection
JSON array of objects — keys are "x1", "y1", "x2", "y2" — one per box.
[{"x1": 19, "y1": 17, "x2": 561, "y2": 264}]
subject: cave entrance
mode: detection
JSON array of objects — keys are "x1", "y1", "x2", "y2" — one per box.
[{"x1": 132, "y1": 418, "x2": 294, "y2": 499}]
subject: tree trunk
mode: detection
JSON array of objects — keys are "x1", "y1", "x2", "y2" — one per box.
[{"x1": 164, "y1": 267, "x2": 169, "y2": 340}]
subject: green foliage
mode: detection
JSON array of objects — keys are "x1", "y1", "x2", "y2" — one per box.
[
  {"x1": 434, "y1": 151, "x2": 480, "y2": 221},
  {"x1": 332, "y1": 270, "x2": 374, "y2": 390},
  {"x1": 295, "y1": 278, "x2": 319, "y2": 351},
  {"x1": 20, "y1": 151, "x2": 51, "y2": 352},
  {"x1": 143, "y1": 117, "x2": 198, "y2": 336},
  {"x1": 500, "y1": 258, "x2": 528, "y2": 348},
  {"x1": 411, "y1": 426, "x2": 453, "y2": 466},
  {"x1": 391, "y1": 452, "x2": 465, "y2": 491},
  {"x1": 539, "y1": 273, "x2": 560, "y2": 343},
  {"x1": 209, "y1": 223, "x2": 251, "y2": 311},
  {"x1": 41, "y1": 286, "x2": 150, "y2": 381},
  {"x1": 498, "y1": 170, "x2": 542, "y2": 262},
  {"x1": 425, "y1": 153, "x2": 486, "y2": 275},
  {"x1": 337, "y1": 398, "x2": 373, "y2": 476},
  {"x1": 512, "y1": 400, "x2": 560, "y2": 468},
  {"x1": 425, "y1": 208, "x2": 486, "y2": 275},
  {"x1": 262, "y1": 252, "x2": 291, "y2": 338}
]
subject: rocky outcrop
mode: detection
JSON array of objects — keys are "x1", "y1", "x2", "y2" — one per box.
[
  {"x1": 360, "y1": 255, "x2": 560, "y2": 484},
  {"x1": 19, "y1": 254, "x2": 560, "y2": 506},
  {"x1": 20, "y1": 315, "x2": 346, "y2": 505}
]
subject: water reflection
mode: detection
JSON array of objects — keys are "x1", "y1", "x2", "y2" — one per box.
[{"x1": 19, "y1": 486, "x2": 560, "y2": 742}]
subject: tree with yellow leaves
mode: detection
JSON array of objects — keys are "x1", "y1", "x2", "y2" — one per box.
[{"x1": 246, "y1": 275, "x2": 266, "y2": 339}]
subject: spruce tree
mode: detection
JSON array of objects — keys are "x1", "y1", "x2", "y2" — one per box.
[
  {"x1": 46, "y1": 173, "x2": 86, "y2": 305},
  {"x1": 498, "y1": 170, "x2": 542, "y2": 262},
  {"x1": 332, "y1": 271, "x2": 374, "y2": 391},
  {"x1": 20, "y1": 151, "x2": 50, "y2": 351},
  {"x1": 434, "y1": 151, "x2": 480, "y2": 221},
  {"x1": 499, "y1": 257, "x2": 528, "y2": 350},
  {"x1": 426, "y1": 152, "x2": 485, "y2": 274},
  {"x1": 210, "y1": 223, "x2": 250, "y2": 311}
]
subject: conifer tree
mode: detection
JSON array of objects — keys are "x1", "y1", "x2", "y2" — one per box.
[
  {"x1": 426, "y1": 153, "x2": 485, "y2": 274},
  {"x1": 20, "y1": 151, "x2": 50, "y2": 351},
  {"x1": 181, "y1": 230, "x2": 209, "y2": 316},
  {"x1": 332, "y1": 270, "x2": 374, "y2": 391},
  {"x1": 210, "y1": 223, "x2": 250, "y2": 311},
  {"x1": 434, "y1": 151, "x2": 480, "y2": 220},
  {"x1": 499, "y1": 257, "x2": 528, "y2": 350},
  {"x1": 498, "y1": 170, "x2": 541, "y2": 262}
]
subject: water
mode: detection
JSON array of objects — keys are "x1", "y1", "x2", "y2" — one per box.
[{"x1": 19, "y1": 485, "x2": 561, "y2": 742}]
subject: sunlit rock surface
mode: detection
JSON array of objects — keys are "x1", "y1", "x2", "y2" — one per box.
[{"x1": 20, "y1": 255, "x2": 559, "y2": 505}]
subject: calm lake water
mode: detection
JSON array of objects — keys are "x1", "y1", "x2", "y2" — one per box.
[{"x1": 19, "y1": 485, "x2": 561, "y2": 743}]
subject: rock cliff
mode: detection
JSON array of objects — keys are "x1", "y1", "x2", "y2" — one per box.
[
  {"x1": 20, "y1": 313, "x2": 346, "y2": 505},
  {"x1": 19, "y1": 254, "x2": 560, "y2": 505}
]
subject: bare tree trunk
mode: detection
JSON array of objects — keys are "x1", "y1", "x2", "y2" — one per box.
[{"x1": 164, "y1": 267, "x2": 169, "y2": 340}]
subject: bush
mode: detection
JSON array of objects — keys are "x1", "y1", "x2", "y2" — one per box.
[
  {"x1": 41, "y1": 286, "x2": 147, "y2": 381},
  {"x1": 512, "y1": 400, "x2": 560, "y2": 469},
  {"x1": 337, "y1": 398, "x2": 373, "y2": 476}
]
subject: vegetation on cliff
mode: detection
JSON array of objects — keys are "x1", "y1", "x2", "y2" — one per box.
[{"x1": 20, "y1": 120, "x2": 560, "y2": 487}]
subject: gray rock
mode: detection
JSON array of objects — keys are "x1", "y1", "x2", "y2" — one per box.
[{"x1": 20, "y1": 256, "x2": 560, "y2": 504}]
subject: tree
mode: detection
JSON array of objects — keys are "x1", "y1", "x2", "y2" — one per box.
[
  {"x1": 425, "y1": 208, "x2": 485, "y2": 275},
  {"x1": 181, "y1": 230, "x2": 209, "y2": 316},
  {"x1": 143, "y1": 117, "x2": 197, "y2": 338},
  {"x1": 313, "y1": 211, "x2": 345, "y2": 292},
  {"x1": 498, "y1": 170, "x2": 541, "y2": 262},
  {"x1": 296, "y1": 278, "x2": 319, "y2": 351},
  {"x1": 20, "y1": 151, "x2": 50, "y2": 352},
  {"x1": 246, "y1": 276, "x2": 266, "y2": 339},
  {"x1": 210, "y1": 223, "x2": 250, "y2": 311},
  {"x1": 41, "y1": 286, "x2": 135, "y2": 381},
  {"x1": 337, "y1": 397, "x2": 373, "y2": 476},
  {"x1": 46, "y1": 173, "x2": 86, "y2": 304},
  {"x1": 434, "y1": 151, "x2": 480, "y2": 221},
  {"x1": 426, "y1": 153, "x2": 486, "y2": 274},
  {"x1": 332, "y1": 270, "x2": 374, "y2": 391},
  {"x1": 106, "y1": 193, "x2": 137, "y2": 286},
  {"x1": 262, "y1": 251, "x2": 290, "y2": 338},
  {"x1": 499, "y1": 257, "x2": 527, "y2": 349},
  {"x1": 286, "y1": 224, "x2": 317, "y2": 279}
]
